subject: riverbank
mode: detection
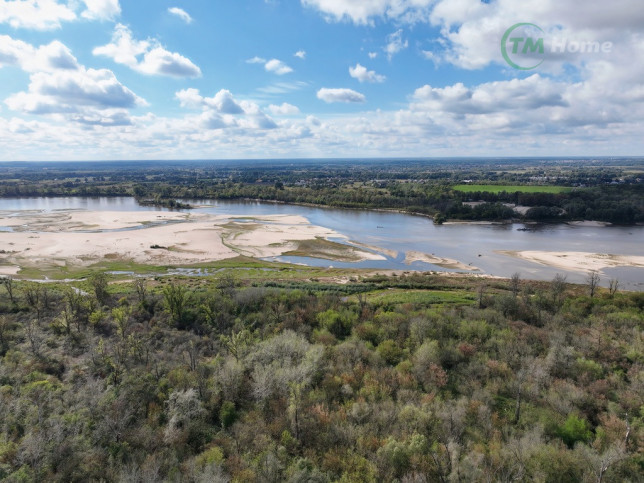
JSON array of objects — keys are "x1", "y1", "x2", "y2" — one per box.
[
  {"x1": 497, "y1": 250, "x2": 644, "y2": 272},
  {"x1": 0, "y1": 209, "x2": 385, "y2": 275}
]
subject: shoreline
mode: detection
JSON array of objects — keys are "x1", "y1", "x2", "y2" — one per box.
[
  {"x1": 497, "y1": 250, "x2": 644, "y2": 273},
  {"x1": 3, "y1": 195, "x2": 644, "y2": 227}
]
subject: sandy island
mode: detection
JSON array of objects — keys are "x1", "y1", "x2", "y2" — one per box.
[
  {"x1": 404, "y1": 250, "x2": 478, "y2": 271},
  {"x1": 0, "y1": 209, "x2": 384, "y2": 275},
  {"x1": 497, "y1": 250, "x2": 644, "y2": 272}
]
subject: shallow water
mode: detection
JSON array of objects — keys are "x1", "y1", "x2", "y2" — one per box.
[{"x1": 1, "y1": 197, "x2": 643, "y2": 289}]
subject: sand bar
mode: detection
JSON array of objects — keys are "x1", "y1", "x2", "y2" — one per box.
[
  {"x1": 404, "y1": 250, "x2": 478, "y2": 271},
  {"x1": 497, "y1": 250, "x2": 644, "y2": 272},
  {"x1": 0, "y1": 210, "x2": 383, "y2": 274}
]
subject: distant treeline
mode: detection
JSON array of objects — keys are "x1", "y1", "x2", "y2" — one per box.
[{"x1": 0, "y1": 160, "x2": 642, "y2": 223}]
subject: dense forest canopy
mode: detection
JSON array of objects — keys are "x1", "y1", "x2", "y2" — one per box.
[{"x1": 0, "y1": 271, "x2": 642, "y2": 482}]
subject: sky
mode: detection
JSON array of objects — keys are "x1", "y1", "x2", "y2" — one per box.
[{"x1": 0, "y1": 0, "x2": 643, "y2": 160}]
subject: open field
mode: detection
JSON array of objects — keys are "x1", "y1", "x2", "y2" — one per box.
[{"x1": 453, "y1": 184, "x2": 573, "y2": 193}]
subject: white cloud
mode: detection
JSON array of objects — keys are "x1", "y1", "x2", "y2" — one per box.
[
  {"x1": 168, "y1": 7, "x2": 192, "y2": 24},
  {"x1": 138, "y1": 47, "x2": 201, "y2": 77},
  {"x1": 384, "y1": 29, "x2": 408, "y2": 59},
  {"x1": 301, "y1": 0, "x2": 433, "y2": 25},
  {"x1": 93, "y1": 24, "x2": 201, "y2": 78},
  {"x1": 0, "y1": 0, "x2": 76, "y2": 30},
  {"x1": 368, "y1": 52, "x2": 377, "y2": 59},
  {"x1": 176, "y1": 88, "x2": 243, "y2": 114},
  {"x1": 0, "y1": 36, "x2": 78, "y2": 72},
  {"x1": 349, "y1": 63, "x2": 385, "y2": 83},
  {"x1": 268, "y1": 103, "x2": 300, "y2": 115},
  {"x1": 265, "y1": 58, "x2": 293, "y2": 75},
  {"x1": 1, "y1": 35, "x2": 142, "y2": 127},
  {"x1": 174, "y1": 88, "x2": 277, "y2": 130},
  {"x1": 248, "y1": 57, "x2": 294, "y2": 75},
  {"x1": 5, "y1": 66, "x2": 144, "y2": 125},
  {"x1": 317, "y1": 87, "x2": 365, "y2": 103},
  {"x1": 428, "y1": 0, "x2": 644, "y2": 71},
  {"x1": 255, "y1": 81, "x2": 308, "y2": 95},
  {"x1": 294, "y1": 50, "x2": 306, "y2": 59},
  {"x1": 81, "y1": 0, "x2": 121, "y2": 21}
]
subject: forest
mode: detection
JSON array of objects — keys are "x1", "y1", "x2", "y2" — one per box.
[
  {"x1": 0, "y1": 158, "x2": 642, "y2": 223},
  {"x1": 0, "y1": 270, "x2": 642, "y2": 482}
]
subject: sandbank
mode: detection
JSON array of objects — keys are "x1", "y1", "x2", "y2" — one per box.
[
  {"x1": 0, "y1": 210, "x2": 384, "y2": 275},
  {"x1": 497, "y1": 250, "x2": 644, "y2": 272},
  {"x1": 404, "y1": 250, "x2": 478, "y2": 271}
]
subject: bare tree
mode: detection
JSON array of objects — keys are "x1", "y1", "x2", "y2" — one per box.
[
  {"x1": 510, "y1": 272, "x2": 521, "y2": 297},
  {"x1": 1, "y1": 276, "x2": 15, "y2": 304},
  {"x1": 477, "y1": 284, "x2": 486, "y2": 309},
  {"x1": 550, "y1": 273, "x2": 567, "y2": 310},
  {"x1": 134, "y1": 278, "x2": 147, "y2": 305},
  {"x1": 608, "y1": 278, "x2": 619, "y2": 296},
  {"x1": 24, "y1": 282, "x2": 43, "y2": 321},
  {"x1": 0, "y1": 315, "x2": 10, "y2": 355},
  {"x1": 587, "y1": 270, "x2": 600, "y2": 298},
  {"x1": 217, "y1": 272, "x2": 237, "y2": 298}
]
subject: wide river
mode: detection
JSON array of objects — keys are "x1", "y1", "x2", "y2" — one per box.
[{"x1": 1, "y1": 196, "x2": 643, "y2": 289}]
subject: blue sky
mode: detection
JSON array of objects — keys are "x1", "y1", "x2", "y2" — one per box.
[{"x1": 1, "y1": 0, "x2": 643, "y2": 160}]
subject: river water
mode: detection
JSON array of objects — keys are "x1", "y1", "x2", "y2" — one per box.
[{"x1": 1, "y1": 197, "x2": 642, "y2": 289}]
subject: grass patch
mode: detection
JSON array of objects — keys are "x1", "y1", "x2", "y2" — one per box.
[
  {"x1": 365, "y1": 289, "x2": 476, "y2": 307},
  {"x1": 453, "y1": 184, "x2": 573, "y2": 194},
  {"x1": 284, "y1": 238, "x2": 367, "y2": 262}
]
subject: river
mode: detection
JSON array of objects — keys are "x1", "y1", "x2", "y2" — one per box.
[{"x1": 1, "y1": 197, "x2": 642, "y2": 289}]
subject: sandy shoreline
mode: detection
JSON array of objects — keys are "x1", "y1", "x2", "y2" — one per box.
[
  {"x1": 497, "y1": 250, "x2": 644, "y2": 272},
  {"x1": 0, "y1": 210, "x2": 383, "y2": 275},
  {"x1": 404, "y1": 250, "x2": 478, "y2": 271}
]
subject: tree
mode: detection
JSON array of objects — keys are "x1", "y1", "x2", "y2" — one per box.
[
  {"x1": 24, "y1": 282, "x2": 44, "y2": 321},
  {"x1": 1, "y1": 276, "x2": 15, "y2": 304},
  {"x1": 133, "y1": 278, "x2": 147, "y2": 305},
  {"x1": 0, "y1": 315, "x2": 10, "y2": 356},
  {"x1": 587, "y1": 271, "x2": 600, "y2": 298},
  {"x1": 608, "y1": 278, "x2": 619, "y2": 296},
  {"x1": 89, "y1": 272, "x2": 109, "y2": 306},
  {"x1": 111, "y1": 306, "x2": 131, "y2": 340},
  {"x1": 163, "y1": 282, "x2": 191, "y2": 327},
  {"x1": 510, "y1": 272, "x2": 521, "y2": 297},
  {"x1": 550, "y1": 274, "x2": 567, "y2": 310}
]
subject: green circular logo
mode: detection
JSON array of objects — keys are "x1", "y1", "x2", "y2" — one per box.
[{"x1": 501, "y1": 23, "x2": 545, "y2": 70}]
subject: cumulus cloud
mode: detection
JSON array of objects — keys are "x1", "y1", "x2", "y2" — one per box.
[
  {"x1": 301, "y1": 0, "x2": 433, "y2": 25},
  {"x1": 264, "y1": 58, "x2": 293, "y2": 75},
  {"x1": 428, "y1": 0, "x2": 644, "y2": 71},
  {"x1": 317, "y1": 87, "x2": 365, "y2": 103},
  {"x1": 247, "y1": 56, "x2": 293, "y2": 74},
  {"x1": 349, "y1": 63, "x2": 385, "y2": 83},
  {"x1": 411, "y1": 75, "x2": 568, "y2": 116},
  {"x1": 268, "y1": 103, "x2": 300, "y2": 115},
  {"x1": 81, "y1": 0, "x2": 121, "y2": 21},
  {"x1": 93, "y1": 24, "x2": 201, "y2": 78},
  {"x1": 384, "y1": 29, "x2": 408, "y2": 59},
  {"x1": 294, "y1": 50, "x2": 306, "y2": 59},
  {"x1": 0, "y1": 0, "x2": 76, "y2": 30},
  {"x1": 175, "y1": 88, "x2": 277, "y2": 130},
  {"x1": 5, "y1": 66, "x2": 143, "y2": 118},
  {"x1": 168, "y1": 7, "x2": 192, "y2": 24},
  {"x1": 1, "y1": 35, "x2": 144, "y2": 128},
  {"x1": 0, "y1": 36, "x2": 79, "y2": 72}
]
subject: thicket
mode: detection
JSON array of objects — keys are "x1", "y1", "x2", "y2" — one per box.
[{"x1": 0, "y1": 272, "x2": 642, "y2": 482}]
